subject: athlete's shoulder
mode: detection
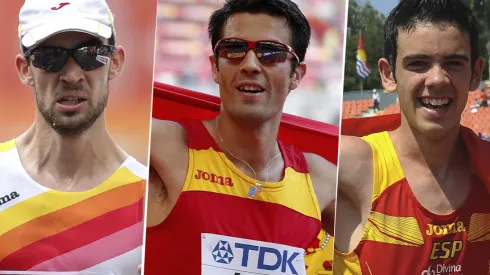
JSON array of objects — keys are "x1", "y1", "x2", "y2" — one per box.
[
  {"x1": 152, "y1": 117, "x2": 207, "y2": 140},
  {"x1": 151, "y1": 119, "x2": 190, "y2": 152},
  {"x1": 151, "y1": 118, "x2": 188, "y2": 141},
  {"x1": 122, "y1": 156, "x2": 148, "y2": 180},
  {"x1": 303, "y1": 152, "x2": 337, "y2": 207},
  {"x1": 303, "y1": 152, "x2": 336, "y2": 175},
  {"x1": 150, "y1": 119, "x2": 192, "y2": 182},
  {"x1": 338, "y1": 134, "x2": 375, "y2": 197},
  {"x1": 340, "y1": 134, "x2": 373, "y2": 162}
]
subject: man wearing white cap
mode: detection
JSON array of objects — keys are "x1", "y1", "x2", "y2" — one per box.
[{"x1": 0, "y1": 0, "x2": 146, "y2": 274}]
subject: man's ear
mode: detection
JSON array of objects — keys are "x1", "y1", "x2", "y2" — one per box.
[
  {"x1": 209, "y1": 55, "x2": 219, "y2": 84},
  {"x1": 16, "y1": 54, "x2": 35, "y2": 87},
  {"x1": 378, "y1": 58, "x2": 397, "y2": 92},
  {"x1": 289, "y1": 62, "x2": 307, "y2": 91},
  {"x1": 469, "y1": 57, "x2": 485, "y2": 91},
  {"x1": 108, "y1": 45, "x2": 126, "y2": 80}
]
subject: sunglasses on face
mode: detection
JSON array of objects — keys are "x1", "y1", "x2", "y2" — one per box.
[
  {"x1": 24, "y1": 45, "x2": 117, "y2": 72},
  {"x1": 213, "y1": 38, "x2": 300, "y2": 64}
]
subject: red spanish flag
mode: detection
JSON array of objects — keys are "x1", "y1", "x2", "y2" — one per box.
[{"x1": 152, "y1": 82, "x2": 339, "y2": 164}]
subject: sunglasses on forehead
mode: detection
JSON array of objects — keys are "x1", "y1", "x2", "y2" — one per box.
[
  {"x1": 24, "y1": 45, "x2": 117, "y2": 73},
  {"x1": 214, "y1": 38, "x2": 300, "y2": 64}
]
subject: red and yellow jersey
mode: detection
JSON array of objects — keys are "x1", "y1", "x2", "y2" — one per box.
[
  {"x1": 0, "y1": 139, "x2": 147, "y2": 274},
  {"x1": 333, "y1": 131, "x2": 490, "y2": 275},
  {"x1": 305, "y1": 229, "x2": 334, "y2": 275},
  {"x1": 145, "y1": 119, "x2": 323, "y2": 275}
]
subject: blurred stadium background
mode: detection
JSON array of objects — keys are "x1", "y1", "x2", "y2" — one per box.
[{"x1": 154, "y1": 0, "x2": 346, "y2": 126}]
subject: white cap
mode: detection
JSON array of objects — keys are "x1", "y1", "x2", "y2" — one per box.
[{"x1": 18, "y1": 0, "x2": 116, "y2": 48}]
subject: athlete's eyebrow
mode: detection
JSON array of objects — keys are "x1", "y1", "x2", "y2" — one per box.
[
  {"x1": 402, "y1": 54, "x2": 430, "y2": 62},
  {"x1": 444, "y1": 53, "x2": 470, "y2": 62},
  {"x1": 402, "y1": 53, "x2": 470, "y2": 62}
]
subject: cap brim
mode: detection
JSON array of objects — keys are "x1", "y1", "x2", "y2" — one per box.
[{"x1": 21, "y1": 18, "x2": 112, "y2": 48}]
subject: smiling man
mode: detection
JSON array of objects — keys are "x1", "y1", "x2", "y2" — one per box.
[
  {"x1": 0, "y1": 0, "x2": 146, "y2": 273},
  {"x1": 334, "y1": 0, "x2": 490, "y2": 274},
  {"x1": 145, "y1": 0, "x2": 337, "y2": 274}
]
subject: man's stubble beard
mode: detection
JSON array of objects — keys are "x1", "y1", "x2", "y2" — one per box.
[{"x1": 35, "y1": 81, "x2": 109, "y2": 137}]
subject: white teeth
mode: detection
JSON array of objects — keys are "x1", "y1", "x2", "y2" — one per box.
[
  {"x1": 238, "y1": 86, "x2": 263, "y2": 92},
  {"x1": 421, "y1": 98, "x2": 449, "y2": 106},
  {"x1": 60, "y1": 97, "x2": 82, "y2": 101}
]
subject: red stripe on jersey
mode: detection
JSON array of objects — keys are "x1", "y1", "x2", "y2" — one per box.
[{"x1": 145, "y1": 191, "x2": 321, "y2": 275}]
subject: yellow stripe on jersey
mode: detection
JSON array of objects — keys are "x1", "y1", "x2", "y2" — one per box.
[
  {"x1": 183, "y1": 147, "x2": 321, "y2": 221},
  {"x1": 361, "y1": 132, "x2": 405, "y2": 203},
  {"x1": 0, "y1": 140, "x2": 16, "y2": 152},
  {"x1": 0, "y1": 167, "x2": 143, "y2": 236},
  {"x1": 305, "y1": 229, "x2": 334, "y2": 275},
  {"x1": 363, "y1": 212, "x2": 424, "y2": 246},
  {"x1": 335, "y1": 132, "x2": 418, "y2": 274},
  {"x1": 468, "y1": 213, "x2": 490, "y2": 242},
  {"x1": 333, "y1": 250, "x2": 362, "y2": 275}
]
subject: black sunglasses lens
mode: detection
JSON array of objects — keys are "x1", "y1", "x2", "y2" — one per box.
[
  {"x1": 30, "y1": 49, "x2": 68, "y2": 72},
  {"x1": 256, "y1": 42, "x2": 288, "y2": 64},
  {"x1": 73, "y1": 46, "x2": 113, "y2": 71}
]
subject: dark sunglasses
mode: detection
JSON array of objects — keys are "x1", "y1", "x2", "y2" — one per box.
[
  {"x1": 24, "y1": 45, "x2": 117, "y2": 72},
  {"x1": 213, "y1": 38, "x2": 300, "y2": 64}
]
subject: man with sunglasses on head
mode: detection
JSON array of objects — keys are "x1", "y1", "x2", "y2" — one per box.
[
  {"x1": 145, "y1": 0, "x2": 337, "y2": 274},
  {"x1": 0, "y1": 0, "x2": 146, "y2": 273},
  {"x1": 335, "y1": 0, "x2": 490, "y2": 274}
]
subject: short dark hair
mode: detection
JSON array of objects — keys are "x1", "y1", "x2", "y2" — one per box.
[
  {"x1": 208, "y1": 0, "x2": 311, "y2": 63},
  {"x1": 384, "y1": 0, "x2": 480, "y2": 76}
]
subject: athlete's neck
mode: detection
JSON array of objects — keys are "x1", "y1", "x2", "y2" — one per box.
[
  {"x1": 16, "y1": 114, "x2": 127, "y2": 186},
  {"x1": 207, "y1": 111, "x2": 282, "y2": 177},
  {"x1": 391, "y1": 115, "x2": 464, "y2": 178}
]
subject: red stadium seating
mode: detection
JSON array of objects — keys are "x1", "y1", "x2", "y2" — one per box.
[{"x1": 342, "y1": 99, "x2": 374, "y2": 118}]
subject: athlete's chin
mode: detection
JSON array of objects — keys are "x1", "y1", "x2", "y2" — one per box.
[
  {"x1": 44, "y1": 108, "x2": 102, "y2": 136},
  {"x1": 230, "y1": 109, "x2": 274, "y2": 123},
  {"x1": 50, "y1": 121, "x2": 94, "y2": 136},
  {"x1": 414, "y1": 119, "x2": 460, "y2": 140}
]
